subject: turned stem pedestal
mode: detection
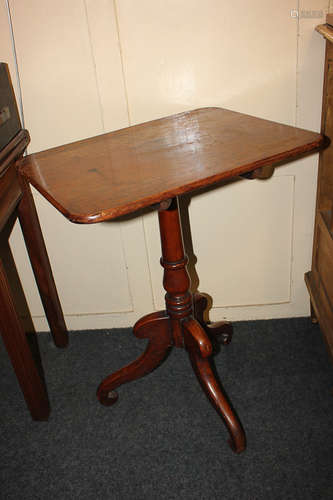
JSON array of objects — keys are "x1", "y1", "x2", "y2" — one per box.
[{"x1": 97, "y1": 197, "x2": 245, "y2": 454}]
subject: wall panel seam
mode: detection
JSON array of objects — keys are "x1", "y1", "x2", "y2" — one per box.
[
  {"x1": 288, "y1": 174, "x2": 296, "y2": 303},
  {"x1": 83, "y1": 0, "x2": 105, "y2": 132},
  {"x1": 113, "y1": 0, "x2": 131, "y2": 126},
  {"x1": 5, "y1": 0, "x2": 24, "y2": 126},
  {"x1": 295, "y1": 0, "x2": 300, "y2": 127}
]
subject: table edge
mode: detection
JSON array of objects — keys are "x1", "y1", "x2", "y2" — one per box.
[{"x1": 20, "y1": 134, "x2": 327, "y2": 224}]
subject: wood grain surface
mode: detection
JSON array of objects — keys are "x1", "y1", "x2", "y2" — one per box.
[
  {"x1": 20, "y1": 107, "x2": 327, "y2": 223},
  {"x1": 306, "y1": 28, "x2": 333, "y2": 360},
  {"x1": 316, "y1": 23, "x2": 333, "y2": 44}
]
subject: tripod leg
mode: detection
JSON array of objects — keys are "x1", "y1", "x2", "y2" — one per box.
[
  {"x1": 183, "y1": 317, "x2": 245, "y2": 453},
  {"x1": 97, "y1": 311, "x2": 172, "y2": 406},
  {"x1": 193, "y1": 293, "x2": 233, "y2": 345}
]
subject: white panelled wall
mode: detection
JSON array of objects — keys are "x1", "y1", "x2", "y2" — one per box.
[{"x1": 0, "y1": 0, "x2": 329, "y2": 330}]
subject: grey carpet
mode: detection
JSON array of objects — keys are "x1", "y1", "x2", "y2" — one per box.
[{"x1": 1, "y1": 317, "x2": 332, "y2": 500}]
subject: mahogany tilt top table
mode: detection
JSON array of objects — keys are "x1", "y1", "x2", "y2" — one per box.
[{"x1": 20, "y1": 107, "x2": 327, "y2": 453}]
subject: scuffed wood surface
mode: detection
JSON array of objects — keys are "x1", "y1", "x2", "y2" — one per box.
[{"x1": 20, "y1": 107, "x2": 326, "y2": 223}]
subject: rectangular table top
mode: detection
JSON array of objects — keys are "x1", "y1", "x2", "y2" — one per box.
[{"x1": 20, "y1": 107, "x2": 326, "y2": 223}]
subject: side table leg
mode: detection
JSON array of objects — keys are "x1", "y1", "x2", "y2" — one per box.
[
  {"x1": 17, "y1": 180, "x2": 68, "y2": 348},
  {"x1": 97, "y1": 311, "x2": 172, "y2": 406},
  {"x1": 0, "y1": 257, "x2": 50, "y2": 420},
  {"x1": 310, "y1": 301, "x2": 318, "y2": 324},
  {"x1": 183, "y1": 318, "x2": 246, "y2": 453},
  {"x1": 193, "y1": 293, "x2": 233, "y2": 345}
]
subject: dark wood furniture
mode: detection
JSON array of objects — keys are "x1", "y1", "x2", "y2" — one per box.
[
  {"x1": 20, "y1": 106, "x2": 326, "y2": 452},
  {"x1": 305, "y1": 20, "x2": 333, "y2": 360},
  {"x1": 0, "y1": 63, "x2": 68, "y2": 420}
]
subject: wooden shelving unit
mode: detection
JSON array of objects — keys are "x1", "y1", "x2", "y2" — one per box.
[{"x1": 305, "y1": 20, "x2": 333, "y2": 360}]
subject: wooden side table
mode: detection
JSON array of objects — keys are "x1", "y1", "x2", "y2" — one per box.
[
  {"x1": 20, "y1": 107, "x2": 326, "y2": 451},
  {"x1": 0, "y1": 63, "x2": 68, "y2": 420}
]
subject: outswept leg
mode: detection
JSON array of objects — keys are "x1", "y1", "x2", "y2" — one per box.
[
  {"x1": 193, "y1": 293, "x2": 233, "y2": 345},
  {"x1": 183, "y1": 317, "x2": 246, "y2": 453},
  {"x1": 97, "y1": 311, "x2": 172, "y2": 406},
  {"x1": 17, "y1": 180, "x2": 68, "y2": 348}
]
